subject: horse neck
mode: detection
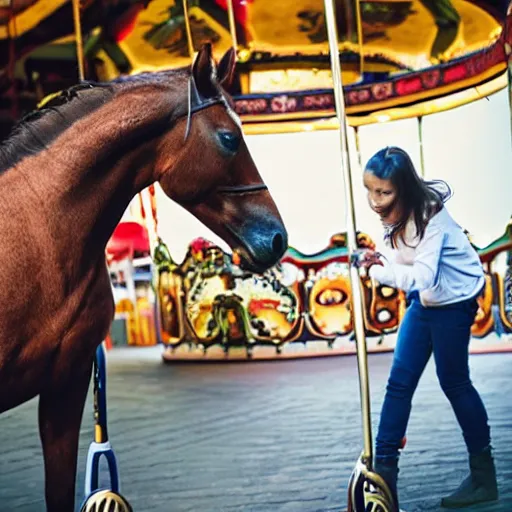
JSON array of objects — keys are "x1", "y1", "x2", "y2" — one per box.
[{"x1": 10, "y1": 84, "x2": 186, "y2": 273}]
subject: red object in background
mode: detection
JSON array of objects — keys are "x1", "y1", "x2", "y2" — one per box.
[
  {"x1": 106, "y1": 221, "x2": 150, "y2": 263},
  {"x1": 108, "y1": 3, "x2": 146, "y2": 42},
  {"x1": 105, "y1": 333, "x2": 113, "y2": 350},
  {"x1": 189, "y1": 237, "x2": 215, "y2": 255},
  {"x1": 214, "y1": 0, "x2": 251, "y2": 28}
]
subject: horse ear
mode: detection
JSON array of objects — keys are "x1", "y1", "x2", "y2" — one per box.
[
  {"x1": 191, "y1": 43, "x2": 218, "y2": 98},
  {"x1": 217, "y1": 47, "x2": 236, "y2": 89}
]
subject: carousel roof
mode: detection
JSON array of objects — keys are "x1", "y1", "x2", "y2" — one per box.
[{"x1": 0, "y1": 0, "x2": 510, "y2": 135}]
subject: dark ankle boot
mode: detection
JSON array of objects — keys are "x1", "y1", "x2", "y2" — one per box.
[
  {"x1": 374, "y1": 457, "x2": 400, "y2": 512},
  {"x1": 441, "y1": 446, "x2": 498, "y2": 508}
]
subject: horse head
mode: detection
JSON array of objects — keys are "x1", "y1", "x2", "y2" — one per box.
[{"x1": 155, "y1": 44, "x2": 288, "y2": 274}]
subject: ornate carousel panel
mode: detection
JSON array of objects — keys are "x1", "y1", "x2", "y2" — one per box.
[
  {"x1": 1, "y1": 1, "x2": 511, "y2": 136},
  {"x1": 153, "y1": 219, "x2": 512, "y2": 361}
]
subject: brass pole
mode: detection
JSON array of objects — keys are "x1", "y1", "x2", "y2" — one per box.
[
  {"x1": 7, "y1": 1, "x2": 19, "y2": 119},
  {"x1": 182, "y1": 0, "x2": 195, "y2": 59},
  {"x1": 71, "y1": 0, "x2": 85, "y2": 81},
  {"x1": 417, "y1": 116, "x2": 426, "y2": 177},
  {"x1": 353, "y1": 126, "x2": 363, "y2": 170},
  {"x1": 323, "y1": 0, "x2": 373, "y2": 465},
  {"x1": 354, "y1": 0, "x2": 365, "y2": 78},
  {"x1": 226, "y1": 0, "x2": 239, "y2": 53},
  {"x1": 507, "y1": 42, "x2": 512, "y2": 152}
]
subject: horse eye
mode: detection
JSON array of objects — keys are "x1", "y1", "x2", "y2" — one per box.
[{"x1": 216, "y1": 129, "x2": 241, "y2": 155}]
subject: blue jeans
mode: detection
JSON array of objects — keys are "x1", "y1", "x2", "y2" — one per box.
[{"x1": 375, "y1": 291, "x2": 491, "y2": 461}]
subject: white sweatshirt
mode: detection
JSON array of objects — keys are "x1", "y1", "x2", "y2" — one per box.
[{"x1": 369, "y1": 207, "x2": 485, "y2": 307}]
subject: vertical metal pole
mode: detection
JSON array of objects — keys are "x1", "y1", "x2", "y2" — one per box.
[
  {"x1": 323, "y1": 0, "x2": 373, "y2": 465},
  {"x1": 417, "y1": 116, "x2": 426, "y2": 178},
  {"x1": 71, "y1": 0, "x2": 85, "y2": 81},
  {"x1": 226, "y1": 0, "x2": 239, "y2": 53},
  {"x1": 7, "y1": 1, "x2": 19, "y2": 120},
  {"x1": 140, "y1": 188, "x2": 159, "y2": 259},
  {"x1": 353, "y1": 125, "x2": 363, "y2": 170},
  {"x1": 354, "y1": 0, "x2": 365, "y2": 79},
  {"x1": 182, "y1": 0, "x2": 195, "y2": 59},
  {"x1": 505, "y1": 31, "x2": 512, "y2": 151}
]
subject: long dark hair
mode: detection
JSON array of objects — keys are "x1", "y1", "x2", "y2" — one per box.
[{"x1": 364, "y1": 146, "x2": 452, "y2": 248}]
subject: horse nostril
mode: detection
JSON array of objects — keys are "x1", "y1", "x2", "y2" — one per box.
[{"x1": 272, "y1": 232, "x2": 285, "y2": 256}]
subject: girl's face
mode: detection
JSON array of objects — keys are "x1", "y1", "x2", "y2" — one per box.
[{"x1": 363, "y1": 171, "x2": 399, "y2": 221}]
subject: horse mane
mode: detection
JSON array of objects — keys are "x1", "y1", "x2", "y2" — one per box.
[{"x1": 0, "y1": 68, "x2": 190, "y2": 174}]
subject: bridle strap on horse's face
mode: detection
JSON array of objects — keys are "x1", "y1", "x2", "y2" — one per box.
[
  {"x1": 217, "y1": 183, "x2": 268, "y2": 195},
  {"x1": 181, "y1": 74, "x2": 269, "y2": 198},
  {"x1": 184, "y1": 75, "x2": 225, "y2": 141}
]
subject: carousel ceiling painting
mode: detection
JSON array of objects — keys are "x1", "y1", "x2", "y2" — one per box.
[{"x1": 0, "y1": 0, "x2": 510, "y2": 137}]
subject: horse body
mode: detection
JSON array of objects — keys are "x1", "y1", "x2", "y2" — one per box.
[
  {"x1": 0, "y1": 86, "x2": 141, "y2": 412},
  {"x1": 0, "y1": 44, "x2": 287, "y2": 511}
]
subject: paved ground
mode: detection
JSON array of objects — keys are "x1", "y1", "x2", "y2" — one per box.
[{"x1": 0, "y1": 347, "x2": 510, "y2": 512}]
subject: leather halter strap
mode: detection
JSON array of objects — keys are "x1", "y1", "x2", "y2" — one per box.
[
  {"x1": 184, "y1": 75, "x2": 225, "y2": 140},
  {"x1": 217, "y1": 183, "x2": 268, "y2": 194},
  {"x1": 181, "y1": 75, "x2": 268, "y2": 197}
]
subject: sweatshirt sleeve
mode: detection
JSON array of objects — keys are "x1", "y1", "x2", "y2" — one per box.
[{"x1": 369, "y1": 221, "x2": 445, "y2": 293}]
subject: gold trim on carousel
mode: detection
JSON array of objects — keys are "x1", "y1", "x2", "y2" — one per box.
[
  {"x1": 347, "y1": 62, "x2": 506, "y2": 115},
  {"x1": 0, "y1": 0, "x2": 69, "y2": 39},
  {"x1": 241, "y1": 71, "x2": 507, "y2": 134}
]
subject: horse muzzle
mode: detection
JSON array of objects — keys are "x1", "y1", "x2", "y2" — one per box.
[{"x1": 230, "y1": 221, "x2": 288, "y2": 274}]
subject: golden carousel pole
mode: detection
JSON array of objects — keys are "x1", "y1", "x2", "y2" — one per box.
[
  {"x1": 417, "y1": 116, "x2": 426, "y2": 178},
  {"x1": 322, "y1": 1, "x2": 397, "y2": 511},
  {"x1": 227, "y1": 0, "x2": 252, "y2": 92},
  {"x1": 322, "y1": 0, "x2": 372, "y2": 469},
  {"x1": 71, "y1": 0, "x2": 85, "y2": 82},
  {"x1": 226, "y1": 0, "x2": 239, "y2": 54},
  {"x1": 504, "y1": 7, "x2": 512, "y2": 152},
  {"x1": 182, "y1": 0, "x2": 195, "y2": 59},
  {"x1": 353, "y1": 126, "x2": 363, "y2": 171},
  {"x1": 354, "y1": 0, "x2": 364, "y2": 79}
]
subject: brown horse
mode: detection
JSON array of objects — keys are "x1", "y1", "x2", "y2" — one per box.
[{"x1": 0, "y1": 43, "x2": 287, "y2": 511}]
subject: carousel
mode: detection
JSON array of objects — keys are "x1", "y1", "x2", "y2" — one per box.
[
  {"x1": 1, "y1": 1, "x2": 512, "y2": 511},
  {"x1": 40, "y1": 0, "x2": 510, "y2": 363}
]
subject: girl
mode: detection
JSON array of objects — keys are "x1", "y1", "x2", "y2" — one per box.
[{"x1": 361, "y1": 146, "x2": 498, "y2": 510}]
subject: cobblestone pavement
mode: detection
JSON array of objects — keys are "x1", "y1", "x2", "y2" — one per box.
[{"x1": 0, "y1": 347, "x2": 510, "y2": 512}]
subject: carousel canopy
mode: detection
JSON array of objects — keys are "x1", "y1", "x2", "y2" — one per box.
[{"x1": 0, "y1": 0, "x2": 510, "y2": 135}]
